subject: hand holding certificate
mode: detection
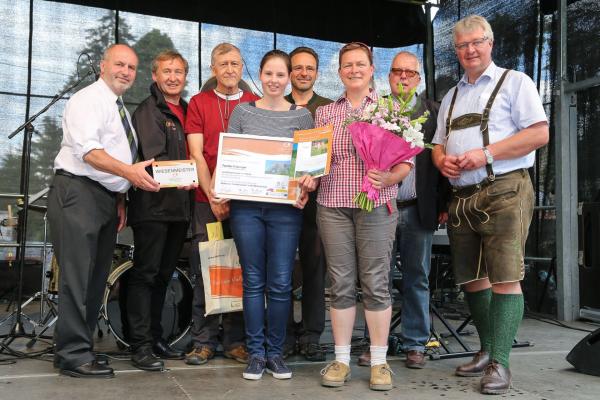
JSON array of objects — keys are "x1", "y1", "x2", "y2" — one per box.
[
  {"x1": 152, "y1": 160, "x2": 198, "y2": 188},
  {"x1": 214, "y1": 126, "x2": 333, "y2": 204}
]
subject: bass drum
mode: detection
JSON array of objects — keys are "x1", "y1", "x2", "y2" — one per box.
[{"x1": 102, "y1": 260, "x2": 193, "y2": 348}]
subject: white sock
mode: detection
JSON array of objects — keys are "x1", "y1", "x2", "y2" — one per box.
[
  {"x1": 370, "y1": 345, "x2": 388, "y2": 366},
  {"x1": 334, "y1": 345, "x2": 351, "y2": 366}
]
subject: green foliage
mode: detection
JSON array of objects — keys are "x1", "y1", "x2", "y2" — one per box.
[{"x1": 125, "y1": 28, "x2": 182, "y2": 106}]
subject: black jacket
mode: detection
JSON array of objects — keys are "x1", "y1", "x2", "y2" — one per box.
[
  {"x1": 127, "y1": 83, "x2": 192, "y2": 225},
  {"x1": 405, "y1": 93, "x2": 451, "y2": 231}
]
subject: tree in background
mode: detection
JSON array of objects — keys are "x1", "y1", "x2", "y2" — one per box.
[{"x1": 0, "y1": 10, "x2": 179, "y2": 241}]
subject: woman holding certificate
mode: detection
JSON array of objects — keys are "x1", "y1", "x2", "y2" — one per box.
[
  {"x1": 315, "y1": 42, "x2": 412, "y2": 391},
  {"x1": 223, "y1": 50, "x2": 315, "y2": 381}
]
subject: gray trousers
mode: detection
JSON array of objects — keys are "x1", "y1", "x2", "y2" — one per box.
[
  {"x1": 316, "y1": 203, "x2": 398, "y2": 311},
  {"x1": 48, "y1": 173, "x2": 118, "y2": 369}
]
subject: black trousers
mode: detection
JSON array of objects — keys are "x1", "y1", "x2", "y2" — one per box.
[
  {"x1": 286, "y1": 191, "x2": 326, "y2": 346},
  {"x1": 126, "y1": 220, "x2": 189, "y2": 351},
  {"x1": 48, "y1": 174, "x2": 118, "y2": 369},
  {"x1": 189, "y1": 202, "x2": 245, "y2": 350}
]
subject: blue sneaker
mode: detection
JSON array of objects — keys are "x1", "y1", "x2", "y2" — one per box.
[
  {"x1": 243, "y1": 355, "x2": 266, "y2": 380},
  {"x1": 266, "y1": 355, "x2": 292, "y2": 379}
]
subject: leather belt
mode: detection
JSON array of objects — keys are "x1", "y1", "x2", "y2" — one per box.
[
  {"x1": 55, "y1": 169, "x2": 117, "y2": 197},
  {"x1": 396, "y1": 198, "x2": 418, "y2": 208},
  {"x1": 452, "y1": 169, "x2": 528, "y2": 196}
]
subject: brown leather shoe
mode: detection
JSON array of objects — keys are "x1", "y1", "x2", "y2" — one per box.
[
  {"x1": 480, "y1": 361, "x2": 511, "y2": 395},
  {"x1": 185, "y1": 345, "x2": 215, "y2": 365},
  {"x1": 321, "y1": 361, "x2": 351, "y2": 387},
  {"x1": 357, "y1": 350, "x2": 370, "y2": 367},
  {"x1": 455, "y1": 351, "x2": 490, "y2": 377},
  {"x1": 224, "y1": 345, "x2": 249, "y2": 364},
  {"x1": 405, "y1": 350, "x2": 426, "y2": 369},
  {"x1": 370, "y1": 363, "x2": 393, "y2": 391}
]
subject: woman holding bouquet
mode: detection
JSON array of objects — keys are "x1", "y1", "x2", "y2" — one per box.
[
  {"x1": 316, "y1": 42, "x2": 412, "y2": 391},
  {"x1": 222, "y1": 50, "x2": 316, "y2": 381}
]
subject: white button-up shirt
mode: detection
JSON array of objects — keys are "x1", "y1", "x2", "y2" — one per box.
[
  {"x1": 54, "y1": 78, "x2": 137, "y2": 193},
  {"x1": 432, "y1": 62, "x2": 547, "y2": 187}
]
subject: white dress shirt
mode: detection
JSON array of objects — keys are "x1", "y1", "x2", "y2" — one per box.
[
  {"x1": 432, "y1": 62, "x2": 547, "y2": 187},
  {"x1": 54, "y1": 78, "x2": 137, "y2": 193}
]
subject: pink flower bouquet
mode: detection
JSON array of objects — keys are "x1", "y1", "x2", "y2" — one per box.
[{"x1": 347, "y1": 86, "x2": 430, "y2": 211}]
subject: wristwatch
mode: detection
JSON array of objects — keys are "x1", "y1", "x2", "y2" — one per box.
[{"x1": 482, "y1": 146, "x2": 494, "y2": 165}]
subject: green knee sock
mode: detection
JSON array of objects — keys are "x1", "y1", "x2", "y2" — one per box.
[
  {"x1": 465, "y1": 288, "x2": 492, "y2": 353},
  {"x1": 490, "y1": 293, "x2": 524, "y2": 368}
]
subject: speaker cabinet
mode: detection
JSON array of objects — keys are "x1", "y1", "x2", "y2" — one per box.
[{"x1": 566, "y1": 328, "x2": 600, "y2": 376}]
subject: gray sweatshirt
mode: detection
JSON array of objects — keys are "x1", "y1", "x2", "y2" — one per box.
[{"x1": 227, "y1": 102, "x2": 314, "y2": 137}]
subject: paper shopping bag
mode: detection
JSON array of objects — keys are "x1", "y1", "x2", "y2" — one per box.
[{"x1": 199, "y1": 238, "x2": 243, "y2": 315}]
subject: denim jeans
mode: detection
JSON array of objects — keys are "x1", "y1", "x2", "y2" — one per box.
[
  {"x1": 229, "y1": 201, "x2": 302, "y2": 358},
  {"x1": 393, "y1": 204, "x2": 434, "y2": 352}
]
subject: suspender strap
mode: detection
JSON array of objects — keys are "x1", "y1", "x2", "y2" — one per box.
[
  {"x1": 480, "y1": 69, "x2": 511, "y2": 181},
  {"x1": 445, "y1": 87, "x2": 459, "y2": 135}
]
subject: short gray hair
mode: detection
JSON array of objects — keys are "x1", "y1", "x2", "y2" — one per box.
[
  {"x1": 210, "y1": 43, "x2": 241, "y2": 66},
  {"x1": 391, "y1": 51, "x2": 421, "y2": 72},
  {"x1": 453, "y1": 15, "x2": 494, "y2": 43}
]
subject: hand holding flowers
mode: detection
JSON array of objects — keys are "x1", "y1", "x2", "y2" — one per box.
[{"x1": 347, "y1": 84, "x2": 431, "y2": 211}]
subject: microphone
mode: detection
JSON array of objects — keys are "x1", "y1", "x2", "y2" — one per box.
[
  {"x1": 80, "y1": 52, "x2": 99, "y2": 80},
  {"x1": 88, "y1": 58, "x2": 100, "y2": 80}
]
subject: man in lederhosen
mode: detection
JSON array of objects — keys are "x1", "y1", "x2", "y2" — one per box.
[{"x1": 432, "y1": 15, "x2": 548, "y2": 395}]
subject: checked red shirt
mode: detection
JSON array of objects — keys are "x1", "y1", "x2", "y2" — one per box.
[{"x1": 316, "y1": 90, "x2": 399, "y2": 208}]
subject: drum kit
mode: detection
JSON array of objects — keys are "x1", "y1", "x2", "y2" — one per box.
[{"x1": 1, "y1": 189, "x2": 193, "y2": 350}]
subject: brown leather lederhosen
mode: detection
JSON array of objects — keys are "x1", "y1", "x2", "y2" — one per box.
[{"x1": 443, "y1": 69, "x2": 534, "y2": 284}]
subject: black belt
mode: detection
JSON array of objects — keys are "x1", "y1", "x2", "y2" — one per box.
[
  {"x1": 396, "y1": 198, "x2": 418, "y2": 208},
  {"x1": 55, "y1": 169, "x2": 118, "y2": 197}
]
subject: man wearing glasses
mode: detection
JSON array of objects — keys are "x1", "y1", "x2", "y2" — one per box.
[
  {"x1": 432, "y1": 15, "x2": 548, "y2": 394},
  {"x1": 283, "y1": 46, "x2": 332, "y2": 362},
  {"x1": 388, "y1": 52, "x2": 448, "y2": 369}
]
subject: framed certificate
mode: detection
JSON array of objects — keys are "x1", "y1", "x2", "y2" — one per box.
[
  {"x1": 152, "y1": 160, "x2": 197, "y2": 188},
  {"x1": 214, "y1": 133, "x2": 298, "y2": 204},
  {"x1": 214, "y1": 129, "x2": 333, "y2": 204}
]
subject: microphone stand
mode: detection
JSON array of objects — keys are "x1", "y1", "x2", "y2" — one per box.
[{"x1": 0, "y1": 69, "x2": 96, "y2": 351}]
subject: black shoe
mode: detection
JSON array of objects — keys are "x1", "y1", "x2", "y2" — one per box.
[
  {"x1": 95, "y1": 354, "x2": 110, "y2": 366},
  {"x1": 153, "y1": 339, "x2": 185, "y2": 360},
  {"x1": 60, "y1": 361, "x2": 114, "y2": 379},
  {"x1": 282, "y1": 343, "x2": 296, "y2": 359},
  {"x1": 299, "y1": 342, "x2": 326, "y2": 362},
  {"x1": 132, "y1": 347, "x2": 164, "y2": 371}
]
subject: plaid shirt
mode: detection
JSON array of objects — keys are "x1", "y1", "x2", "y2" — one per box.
[{"x1": 316, "y1": 90, "x2": 398, "y2": 208}]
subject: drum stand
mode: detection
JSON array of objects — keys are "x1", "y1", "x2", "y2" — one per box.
[
  {"x1": 1, "y1": 67, "x2": 94, "y2": 354},
  {"x1": 0, "y1": 203, "x2": 59, "y2": 348},
  {"x1": 24, "y1": 210, "x2": 59, "y2": 348}
]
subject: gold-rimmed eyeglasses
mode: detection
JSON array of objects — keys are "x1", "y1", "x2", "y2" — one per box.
[
  {"x1": 389, "y1": 68, "x2": 419, "y2": 78},
  {"x1": 454, "y1": 37, "x2": 490, "y2": 51}
]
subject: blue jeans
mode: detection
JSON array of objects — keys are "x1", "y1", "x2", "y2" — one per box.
[
  {"x1": 229, "y1": 201, "x2": 302, "y2": 358},
  {"x1": 394, "y1": 204, "x2": 433, "y2": 352}
]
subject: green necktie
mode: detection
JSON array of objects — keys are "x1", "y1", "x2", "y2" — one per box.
[{"x1": 116, "y1": 97, "x2": 139, "y2": 163}]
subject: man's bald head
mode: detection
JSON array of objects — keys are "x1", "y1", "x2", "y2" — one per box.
[{"x1": 100, "y1": 44, "x2": 138, "y2": 96}]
